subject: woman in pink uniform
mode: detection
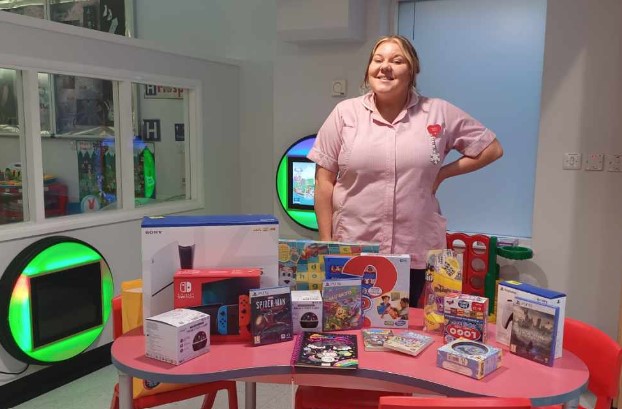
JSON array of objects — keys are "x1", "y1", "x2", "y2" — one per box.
[{"x1": 307, "y1": 35, "x2": 503, "y2": 307}]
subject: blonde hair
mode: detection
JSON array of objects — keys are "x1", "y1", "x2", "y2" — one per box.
[{"x1": 362, "y1": 35, "x2": 420, "y2": 91}]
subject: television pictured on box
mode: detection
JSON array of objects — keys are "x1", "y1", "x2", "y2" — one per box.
[
  {"x1": 287, "y1": 156, "x2": 316, "y2": 211},
  {"x1": 30, "y1": 261, "x2": 103, "y2": 349}
]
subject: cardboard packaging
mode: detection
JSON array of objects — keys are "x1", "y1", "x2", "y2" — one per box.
[
  {"x1": 173, "y1": 268, "x2": 259, "y2": 339},
  {"x1": 145, "y1": 309, "x2": 210, "y2": 365},
  {"x1": 324, "y1": 253, "x2": 410, "y2": 329},
  {"x1": 443, "y1": 293, "x2": 489, "y2": 343},
  {"x1": 437, "y1": 339, "x2": 502, "y2": 380},
  {"x1": 141, "y1": 214, "x2": 278, "y2": 323},
  {"x1": 423, "y1": 249, "x2": 463, "y2": 333},
  {"x1": 291, "y1": 290, "x2": 323, "y2": 334},
  {"x1": 278, "y1": 239, "x2": 379, "y2": 290},
  {"x1": 496, "y1": 281, "x2": 566, "y2": 358}
]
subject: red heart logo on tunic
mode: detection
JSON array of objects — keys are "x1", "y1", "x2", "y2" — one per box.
[{"x1": 427, "y1": 124, "x2": 442, "y2": 137}]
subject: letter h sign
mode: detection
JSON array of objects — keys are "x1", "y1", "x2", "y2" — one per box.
[{"x1": 142, "y1": 119, "x2": 161, "y2": 141}]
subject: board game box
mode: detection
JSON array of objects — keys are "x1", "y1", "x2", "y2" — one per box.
[{"x1": 278, "y1": 239, "x2": 379, "y2": 290}]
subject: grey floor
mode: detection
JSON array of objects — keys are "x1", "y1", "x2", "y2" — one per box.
[{"x1": 11, "y1": 365, "x2": 293, "y2": 409}]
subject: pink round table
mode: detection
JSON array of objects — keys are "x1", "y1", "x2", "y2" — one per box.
[{"x1": 111, "y1": 309, "x2": 588, "y2": 409}]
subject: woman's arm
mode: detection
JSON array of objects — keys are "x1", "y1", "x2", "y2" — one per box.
[
  {"x1": 433, "y1": 139, "x2": 503, "y2": 194},
  {"x1": 314, "y1": 166, "x2": 337, "y2": 241}
]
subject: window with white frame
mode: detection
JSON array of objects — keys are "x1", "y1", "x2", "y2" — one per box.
[
  {"x1": 0, "y1": 69, "x2": 194, "y2": 227},
  {"x1": 0, "y1": 0, "x2": 131, "y2": 36}
]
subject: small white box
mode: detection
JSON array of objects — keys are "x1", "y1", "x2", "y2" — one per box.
[
  {"x1": 145, "y1": 309, "x2": 210, "y2": 365},
  {"x1": 496, "y1": 281, "x2": 566, "y2": 358},
  {"x1": 291, "y1": 290, "x2": 323, "y2": 334},
  {"x1": 141, "y1": 214, "x2": 279, "y2": 324}
]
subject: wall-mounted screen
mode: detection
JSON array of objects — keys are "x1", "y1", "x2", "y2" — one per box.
[
  {"x1": 0, "y1": 236, "x2": 113, "y2": 365},
  {"x1": 287, "y1": 156, "x2": 316, "y2": 211},
  {"x1": 276, "y1": 134, "x2": 318, "y2": 231},
  {"x1": 30, "y1": 261, "x2": 103, "y2": 349}
]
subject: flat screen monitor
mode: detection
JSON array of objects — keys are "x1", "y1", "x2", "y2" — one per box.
[
  {"x1": 30, "y1": 261, "x2": 103, "y2": 349},
  {"x1": 287, "y1": 156, "x2": 316, "y2": 211}
]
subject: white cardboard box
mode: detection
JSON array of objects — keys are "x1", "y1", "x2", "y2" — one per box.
[
  {"x1": 141, "y1": 214, "x2": 279, "y2": 323},
  {"x1": 291, "y1": 290, "x2": 323, "y2": 334},
  {"x1": 145, "y1": 309, "x2": 210, "y2": 365},
  {"x1": 496, "y1": 281, "x2": 566, "y2": 358}
]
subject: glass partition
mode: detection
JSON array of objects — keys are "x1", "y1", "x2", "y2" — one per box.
[
  {"x1": 132, "y1": 83, "x2": 188, "y2": 207},
  {"x1": 0, "y1": 68, "x2": 25, "y2": 225},
  {"x1": 40, "y1": 73, "x2": 117, "y2": 216},
  {"x1": 1, "y1": 0, "x2": 129, "y2": 36},
  {"x1": 0, "y1": 0, "x2": 45, "y2": 18}
]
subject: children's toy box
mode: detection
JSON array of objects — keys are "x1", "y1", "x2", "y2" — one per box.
[
  {"x1": 437, "y1": 339, "x2": 502, "y2": 380},
  {"x1": 291, "y1": 290, "x2": 323, "y2": 334},
  {"x1": 145, "y1": 309, "x2": 210, "y2": 365},
  {"x1": 324, "y1": 253, "x2": 410, "y2": 328},
  {"x1": 443, "y1": 293, "x2": 489, "y2": 343},
  {"x1": 278, "y1": 239, "x2": 379, "y2": 290},
  {"x1": 496, "y1": 281, "x2": 566, "y2": 358},
  {"x1": 423, "y1": 249, "x2": 463, "y2": 333},
  {"x1": 173, "y1": 268, "x2": 260, "y2": 338},
  {"x1": 141, "y1": 214, "x2": 278, "y2": 323}
]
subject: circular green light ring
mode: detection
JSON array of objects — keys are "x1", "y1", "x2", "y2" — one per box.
[
  {"x1": 2, "y1": 237, "x2": 114, "y2": 365},
  {"x1": 275, "y1": 135, "x2": 318, "y2": 231},
  {"x1": 24, "y1": 242, "x2": 102, "y2": 276}
]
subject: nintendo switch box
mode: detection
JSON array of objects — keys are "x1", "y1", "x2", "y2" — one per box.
[
  {"x1": 173, "y1": 268, "x2": 259, "y2": 339},
  {"x1": 324, "y1": 253, "x2": 410, "y2": 329},
  {"x1": 496, "y1": 281, "x2": 566, "y2": 358},
  {"x1": 278, "y1": 239, "x2": 379, "y2": 290},
  {"x1": 141, "y1": 214, "x2": 278, "y2": 324}
]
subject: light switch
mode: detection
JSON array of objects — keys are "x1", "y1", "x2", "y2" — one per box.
[
  {"x1": 331, "y1": 80, "x2": 346, "y2": 97},
  {"x1": 562, "y1": 153, "x2": 582, "y2": 170}
]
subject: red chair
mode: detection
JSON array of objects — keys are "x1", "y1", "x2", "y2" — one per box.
[
  {"x1": 109, "y1": 295, "x2": 239, "y2": 409},
  {"x1": 295, "y1": 386, "x2": 408, "y2": 409},
  {"x1": 378, "y1": 396, "x2": 532, "y2": 409},
  {"x1": 539, "y1": 317, "x2": 622, "y2": 409}
]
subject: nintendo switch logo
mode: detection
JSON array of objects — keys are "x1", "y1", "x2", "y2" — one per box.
[{"x1": 179, "y1": 281, "x2": 192, "y2": 293}]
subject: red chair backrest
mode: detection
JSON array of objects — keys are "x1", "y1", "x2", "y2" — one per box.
[
  {"x1": 378, "y1": 396, "x2": 532, "y2": 409},
  {"x1": 112, "y1": 295, "x2": 123, "y2": 340},
  {"x1": 562, "y1": 317, "x2": 622, "y2": 409}
]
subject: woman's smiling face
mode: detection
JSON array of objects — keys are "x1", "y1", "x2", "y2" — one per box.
[{"x1": 367, "y1": 40, "x2": 412, "y2": 98}]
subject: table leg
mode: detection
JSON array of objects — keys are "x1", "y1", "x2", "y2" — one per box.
[
  {"x1": 118, "y1": 370, "x2": 133, "y2": 409},
  {"x1": 245, "y1": 381, "x2": 257, "y2": 409},
  {"x1": 562, "y1": 398, "x2": 579, "y2": 409}
]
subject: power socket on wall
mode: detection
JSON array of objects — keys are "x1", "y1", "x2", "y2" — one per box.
[
  {"x1": 606, "y1": 154, "x2": 622, "y2": 172},
  {"x1": 584, "y1": 153, "x2": 604, "y2": 171}
]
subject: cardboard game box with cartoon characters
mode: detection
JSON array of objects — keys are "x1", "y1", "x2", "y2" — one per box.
[
  {"x1": 277, "y1": 239, "x2": 379, "y2": 290},
  {"x1": 324, "y1": 254, "x2": 410, "y2": 329}
]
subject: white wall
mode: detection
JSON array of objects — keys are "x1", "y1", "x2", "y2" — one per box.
[
  {"x1": 530, "y1": 0, "x2": 622, "y2": 336},
  {"x1": 2, "y1": 0, "x2": 620, "y2": 384},
  {"x1": 271, "y1": 0, "x2": 622, "y2": 338},
  {"x1": 0, "y1": 15, "x2": 240, "y2": 383},
  {"x1": 136, "y1": 0, "x2": 276, "y2": 214},
  {"x1": 135, "y1": 0, "x2": 622, "y2": 339}
]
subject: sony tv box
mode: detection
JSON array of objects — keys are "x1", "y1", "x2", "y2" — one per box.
[{"x1": 141, "y1": 214, "x2": 278, "y2": 324}]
